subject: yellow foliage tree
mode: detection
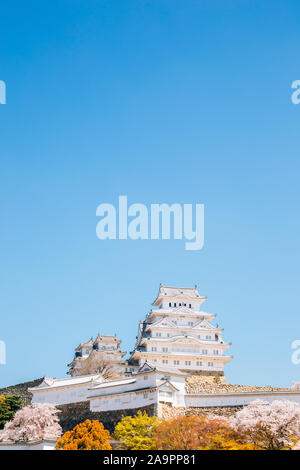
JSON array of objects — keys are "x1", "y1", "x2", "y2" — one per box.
[
  {"x1": 197, "y1": 427, "x2": 259, "y2": 450},
  {"x1": 114, "y1": 411, "x2": 158, "y2": 450},
  {"x1": 56, "y1": 419, "x2": 111, "y2": 450}
]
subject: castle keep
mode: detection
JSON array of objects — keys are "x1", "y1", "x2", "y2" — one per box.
[{"x1": 128, "y1": 284, "x2": 232, "y2": 375}]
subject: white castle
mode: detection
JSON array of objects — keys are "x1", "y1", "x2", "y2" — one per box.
[
  {"x1": 66, "y1": 284, "x2": 232, "y2": 377},
  {"x1": 29, "y1": 284, "x2": 300, "y2": 416},
  {"x1": 128, "y1": 284, "x2": 232, "y2": 374}
]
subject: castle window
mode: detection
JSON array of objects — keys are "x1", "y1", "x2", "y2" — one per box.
[
  {"x1": 189, "y1": 304, "x2": 192, "y2": 308},
  {"x1": 196, "y1": 361, "x2": 202, "y2": 366},
  {"x1": 173, "y1": 360, "x2": 180, "y2": 365},
  {"x1": 162, "y1": 359, "x2": 168, "y2": 364},
  {"x1": 174, "y1": 303, "x2": 176, "y2": 307},
  {"x1": 162, "y1": 347, "x2": 168, "y2": 352},
  {"x1": 208, "y1": 362, "x2": 213, "y2": 367},
  {"x1": 185, "y1": 361, "x2": 191, "y2": 366},
  {"x1": 151, "y1": 347, "x2": 157, "y2": 352},
  {"x1": 213, "y1": 350, "x2": 219, "y2": 355},
  {"x1": 169, "y1": 302, "x2": 171, "y2": 307},
  {"x1": 202, "y1": 349, "x2": 208, "y2": 355}
]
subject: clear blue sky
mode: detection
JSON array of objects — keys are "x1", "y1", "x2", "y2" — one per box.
[{"x1": 1, "y1": 0, "x2": 299, "y2": 388}]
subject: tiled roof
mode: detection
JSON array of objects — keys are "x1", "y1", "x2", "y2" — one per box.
[
  {"x1": 29, "y1": 374, "x2": 104, "y2": 390},
  {"x1": 152, "y1": 284, "x2": 206, "y2": 304}
]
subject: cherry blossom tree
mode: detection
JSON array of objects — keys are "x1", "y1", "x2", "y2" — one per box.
[
  {"x1": 0, "y1": 403, "x2": 62, "y2": 442},
  {"x1": 231, "y1": 399, "x2": 300, "y2": 450}
]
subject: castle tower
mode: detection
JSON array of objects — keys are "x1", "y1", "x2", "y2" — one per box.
[
  {"x1": 68, "y1": 334, "x2": 127, "y2": 377},
  {"x1": 128, "y1": 284, "x2": 232, "y2": 376}
]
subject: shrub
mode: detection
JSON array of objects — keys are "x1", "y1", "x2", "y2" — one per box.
[{"x1": 0, "y1": 395, "x2": 23, "y2": 429}]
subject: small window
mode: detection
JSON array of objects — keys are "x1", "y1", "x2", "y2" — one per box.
[
  {"x1": 189, "y1": 304, "x2": 192, "y2": 308},
  {"x1": 174, "y1": 303, "x2": 177, "y2": 307},
  {"x1": 169, "y1": 302, "x2": 171, "y2": 307}
]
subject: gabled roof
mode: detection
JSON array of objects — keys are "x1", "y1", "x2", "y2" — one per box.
[
  {"x1": 29, "y1": 374, "x2": 104, "y2": 391},
  {"x1": 157, "y1": 379, "x2": 179, "y2": 392},
  {"x1": 152, "y1": 284, "x2": 206, "y2": 305},
  {"x1": 137, "y1": 361, "x2": 188, "y2": 377},
  {"x1": 193, "y1": 319, "x2": 218, "y2": 330},
  {"x1": 75, "y1": 338, "x2": 94, "y2": 351},
  {"x1": 94, "y1": 334, "x2": 120, "y2": 344},
  {"x1": 145, "y1": 317, "x2": 176, "y2": 330}
]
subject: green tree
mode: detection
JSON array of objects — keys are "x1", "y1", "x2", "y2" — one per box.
[
  {"x1": 0, "y1": 395, "x2": 23, "y2": 429},
  {"x1": 114, "y1": 411, "x2": 158, "y2": 450}
]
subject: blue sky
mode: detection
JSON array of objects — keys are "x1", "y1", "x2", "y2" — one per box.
[{"x1": 0, "y1": 0, "x2": 299, "y2": 388}]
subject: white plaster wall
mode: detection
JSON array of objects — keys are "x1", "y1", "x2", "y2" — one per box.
[
  {"x1": 32, "y1": 384, "x2": 91, "y2": 405},
  {"x1": 90, "y1": 390, "x2": 157, "y2": 412},
  {"x1": 184, "y1": 392, "x2": 300, "y2": 408},
  {"x1": 0, "y1": 440, "x2": 56, "y2": 450}
]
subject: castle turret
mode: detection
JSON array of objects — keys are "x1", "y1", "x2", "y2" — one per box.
[{"x1": 68, "y1": 334, "x2": 127, "y2": 377}]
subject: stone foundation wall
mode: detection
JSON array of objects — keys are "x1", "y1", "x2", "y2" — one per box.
[
  {"x1": 161, "y1": 403, "x2": 242, "y2": 420},
  {"x1": 57, "y1": 401, "x2": 156, "y2": 433},
  {"x1": 0, "y1": 378, "x2": 44, "y2": 405},
  {"x1": 185, "y1": 375, "x2": 287, "y2": 394},
  {"x1": 184, "y1": 370, "x2": 225, "y2": 377}
]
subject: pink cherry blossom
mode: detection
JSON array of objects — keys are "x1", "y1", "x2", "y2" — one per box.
[
  {"x1": 0, "y1": 403, "x2": 62, "y2": 442},
  {"x1": 231, "y1": 399, "x2": 300, "y2": 450}
]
